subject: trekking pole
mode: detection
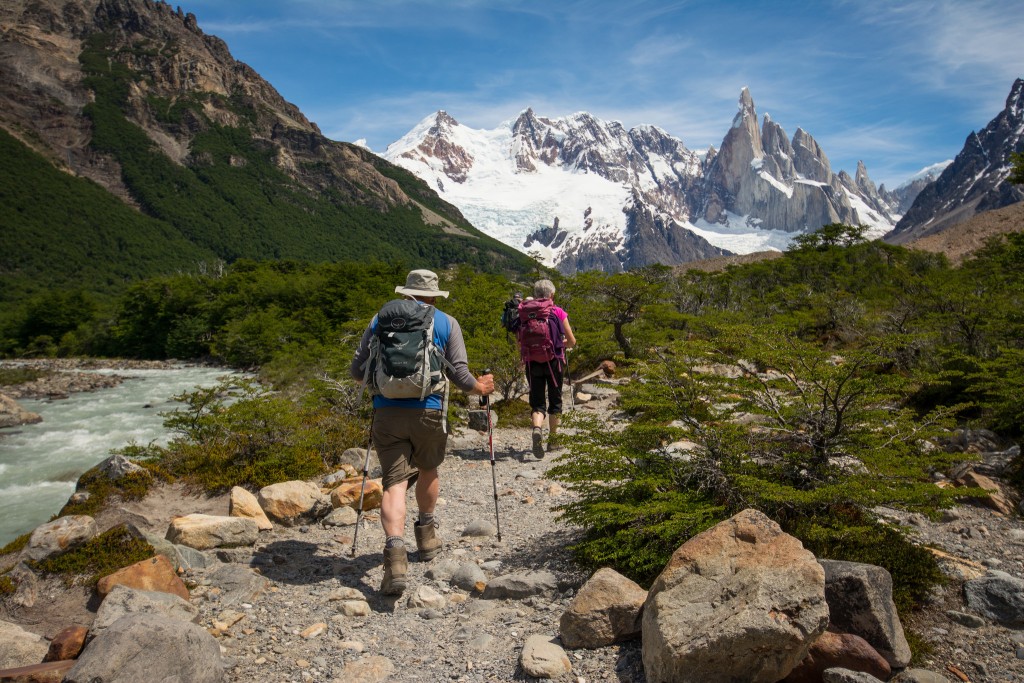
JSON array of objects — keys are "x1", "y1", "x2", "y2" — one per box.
[
  {"x1": 350, "y1": 414, "x2": 374, "y2": 557},
  {"x1": 481, "y1": 369, "x2": 502, "y2": 542},
  {"x1": 565, "y1": 350, "x2": 575, "y2": 412}
]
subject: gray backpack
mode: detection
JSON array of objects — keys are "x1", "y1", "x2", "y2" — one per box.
[{"x1": 363, "y1": 299, "x2": 451, "y2": 400}]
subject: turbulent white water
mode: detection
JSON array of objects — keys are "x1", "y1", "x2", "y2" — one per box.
[{"x1": 0, "y1": 366, "x2": 235, "y2": 547}]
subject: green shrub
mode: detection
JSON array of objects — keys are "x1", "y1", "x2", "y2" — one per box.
[
  {"x1": 32, "y1": 524, "x2": 154, "y2": 586},
  {"x1": 0, "y1": 532, "x2": 30, "y2": 556}
]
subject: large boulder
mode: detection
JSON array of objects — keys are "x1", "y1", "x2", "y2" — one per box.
[
  {"x1": 0, "y1": 619, "x2": 48, "y2": 669},
  {"x1": 0, "y1": 393, "x2": 42, "y2": 428},
  {"x1": 25, "y1": 515, "x2": 97, "y2": 561},
  {"x1": 819, "y1": 560, "x2": 912, "y2": 668},
  {"x1": 228, "y1": 486, "x2": 273, "y2": 530},
  {"x1": 560, "y1": 567, "x2": 646, "y2": 649},
  {"x1": 91, "y1": 585, "x2": 199, "y2": 636},
  {"x1": 642, "y1": 509, "x2": 829, "y2": 683},
  {"x1": 963, "y1": 570, "x2": 1024, "y2": 626},
  {"x1": 96, "y1": 554, "x2": 190, "y2": 601},
  {"x1": 257, "y1": 480, "x2": 328, "y2": 525},
  {"x1": 166, "y1": 514, "x2": 259, "y2": 550},
  {"x1": 63, "y1": 613, "x2": 223, "y2": 683}
]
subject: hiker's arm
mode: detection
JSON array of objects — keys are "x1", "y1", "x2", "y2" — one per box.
[
  {"x1": 562, "y1": 318, "x2": 577, "y2": 349},
  {"x1": 348, "y1": 325, "x2": 374, "y2": 382},
  {"x1": 444, "y1": 318, "x2": 494, "y2": 395}
]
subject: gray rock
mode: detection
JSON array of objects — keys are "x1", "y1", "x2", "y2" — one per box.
[
  {"x1": 820, "y1": 559, "x2": 912, "y2": 668},
  {"x1": 482, "y1": 571, "x2": 558, "y2": 600},
  {"x1": 462, "y1": 519, "x2": 498, "y2": 537},
  {"x1": 467, "y1": 409, "x2": 497, "y2": 432},
  {"x1": 945, "y1": 610, "x2": 986, "y2": 628},
  {"x1": 424, "y1": 559, "x2": 461, "y2": 582},
  {"x1": 0, "y1": 619, "x2": 49, "y2": 669},
  {"x1": 322, "y1": 506, "x2": 359, "y2": 527},
  {"x1": 96, "y1": 453, "x2": 147, "y2": 480},
  {"x1": 891, "y1": 667, "x2": 956, "y2": 682},
  {"x1": 451, "y1": 562, "x2": 487, "y2": 591},
  {"x1": 91, "y1": 585, "x2": 199, "y2": 635},
  {"x1": 480, "y1": 560, "x2": 502, "y2": 573},
  {"x1": 466, "y1": 634, "x2": 495, "y2": 651},
  {"x1": 964, "y1": 570, "x2": 1024, "y2": 626},
  {"x1": 26, "y1": 514, "x2": 97, "y2": 561},
  {"x1": 643, "y1": 509, "x2": 828, "y2": 683},
  {"x1": 407, "y1": 585, "x2": 446, "y2": 609},
  {"x1": 203, "y1": 564, "x2": 270, "y2": 607},
  {"x1": 578, "y1": 383, "x2": 618, "y2": 397},
  {"x1": 520, "y1": 634, "x2": 572, "y2": 678},
  {"x1": 333, "y1": 447, "x2": 381, "y2": 478},
  {"x1": 64, "y1": 613, "x2": 223, "y2": 683},
  {"x1": 823, "y1": 668, "x2": 886, "y2": 683}
]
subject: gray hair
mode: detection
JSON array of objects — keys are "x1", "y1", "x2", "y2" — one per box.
[{"x1": 533, "y1": 279, "x2": 556, "y2": 299}]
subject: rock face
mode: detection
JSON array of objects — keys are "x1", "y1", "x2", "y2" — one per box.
[
  {"x1": 642, "y1": 508, "x2": 829, "y2": 683},
  {"x1": 889, "y1": 78, "x2": 1024, "y2": 243},
  {"x1": 386, "y1": 90, "x2": 899, "y2": 274}
]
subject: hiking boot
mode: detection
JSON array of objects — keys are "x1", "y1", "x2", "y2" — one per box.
[
  {"x1": 546, "y1": 434, "x2": 561, "y2": 452},
  {"x1": 380, "y1": 546, "x2": 408, "y2": 595},
  {"x1": 414, "y1": 521, "x2": 442, "y2": 561},
  {"x1": 532, "y1": 429, "x2": 544, "y2": 459}
]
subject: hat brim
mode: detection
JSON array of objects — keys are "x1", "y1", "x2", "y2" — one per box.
[{"x1": 395, "y1": 286, "x2": 449, "y2": 298}]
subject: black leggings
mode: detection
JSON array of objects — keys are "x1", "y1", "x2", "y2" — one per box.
[{"x1": 528, "y1": 360, "x2": 564, "y2": 416}]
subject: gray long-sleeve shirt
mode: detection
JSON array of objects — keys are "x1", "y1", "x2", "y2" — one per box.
[{"x1": 349, "y1": 309, "x2": 477, "y2": 395}]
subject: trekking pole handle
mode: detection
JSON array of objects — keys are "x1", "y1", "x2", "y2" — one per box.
[{"x1": 480, "y1": 368, "x2": 492, "y2": 407}]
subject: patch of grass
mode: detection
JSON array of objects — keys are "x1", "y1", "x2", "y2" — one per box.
[
  {"x1": 0, "y1": 532, "x2": 31, "y2": 556},
  {"x1": 905, "y1": 627, "x2": 935, "y2": 666},
  {"x1": 58, "y1": 457, "x2": 168, "y2": 517},
  {"x1": 31, "y1": 524, "x2": 154, "y2": 586},
  {"x1": 0, "y1": 574, "x2": 15, "y2": 595},
  {"x1": 495, "y1": 398, "x2": 534, "y2": 429},
  {"x1": 0, "y1": 367, "x2": 46, "y2": 386}
]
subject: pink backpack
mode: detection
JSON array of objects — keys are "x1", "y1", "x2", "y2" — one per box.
[{"x1": 517, "y1": 299, "x2": 564, "y2": 364}]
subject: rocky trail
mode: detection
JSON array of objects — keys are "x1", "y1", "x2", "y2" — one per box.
[{"x1": 3, "y1": 370, "x2": 1024, "y2": 682}]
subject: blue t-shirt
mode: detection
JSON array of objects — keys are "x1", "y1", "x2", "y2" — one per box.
[{"x1": 372, "y1": 307, "x2": 451, "y2": 410}]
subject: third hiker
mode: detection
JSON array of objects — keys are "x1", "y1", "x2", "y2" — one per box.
[
  {"x1": 518, "y1": 279, "x2": 576, "y2": 458},
  {"x1": 350, "y1": 269, "x2": 494, "y2": 595}
]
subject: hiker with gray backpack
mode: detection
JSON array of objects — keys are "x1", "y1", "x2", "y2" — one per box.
[
  {"x1": 515, "y1": 279, "x2": 576, "y2": 458},
  {"x1": 349, "y1": 269, "x2": 494, "y2": 595}
]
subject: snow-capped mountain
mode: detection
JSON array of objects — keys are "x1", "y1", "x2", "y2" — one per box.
[
  {"x1": 887, "y1": 78, "x2": 1024, "y2": 243},
  {"x1": 384, "y1": 89, "x2": 901, "y2": 273}
]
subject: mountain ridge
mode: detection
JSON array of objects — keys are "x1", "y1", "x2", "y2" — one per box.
[
  {"x1": 384, "y1": 90, "x2": 903, "y2": 273},
  {"x1": 0, "y1": 0, "x2": 533, "y2": 303}
]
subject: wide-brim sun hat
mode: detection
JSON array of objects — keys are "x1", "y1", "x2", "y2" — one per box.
[{"x1": 395, "y1": 269, "x2": 449, "y2": 298}]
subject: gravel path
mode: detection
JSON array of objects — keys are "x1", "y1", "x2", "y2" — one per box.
[
  {"x1": 180, "y1": 388, "x2": 1024, "y2": 683},
  {"x1": 192, "y1": 392, "x2": 646, "y2": 683}
]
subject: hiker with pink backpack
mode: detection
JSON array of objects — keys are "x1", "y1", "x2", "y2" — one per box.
[{"x1": 516, "y1": 279, "x2": 577, "y2": 458}]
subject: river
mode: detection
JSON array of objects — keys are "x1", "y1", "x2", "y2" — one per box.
[{"x1": 0, "y1": 365, "x2": 236, "y2": 547}]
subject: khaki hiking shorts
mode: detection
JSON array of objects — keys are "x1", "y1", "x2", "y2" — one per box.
[{"x1": 371, "y1": 407, "x2": 447, "y2": 490}]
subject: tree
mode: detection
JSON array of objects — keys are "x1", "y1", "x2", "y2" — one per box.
[
  {"x1": 1010, "y1": 151, "x2": 1024, "y2": 185},
  {"x1": 569, "y1": 266, "x2": 670, "y2": 358}
]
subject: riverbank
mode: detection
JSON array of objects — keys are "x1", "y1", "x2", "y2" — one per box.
[{"x1": 0, "y1": 358, "x2": 219, "y2": 400}]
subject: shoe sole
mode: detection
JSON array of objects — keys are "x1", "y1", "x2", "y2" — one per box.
[
  {"x1": 381, "y1": 579, "x2": 407, "y2": 595},
  {"x1": 418, "y1": 548, "x2": 440, "y2": 561},
  {"x1": 532, "y1": 432, "x2": 544, "y2": 459}
]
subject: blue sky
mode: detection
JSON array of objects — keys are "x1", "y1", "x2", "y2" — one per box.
[{"x1": 181, "y1": 0, "x2": 1024, "y2": 189}]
